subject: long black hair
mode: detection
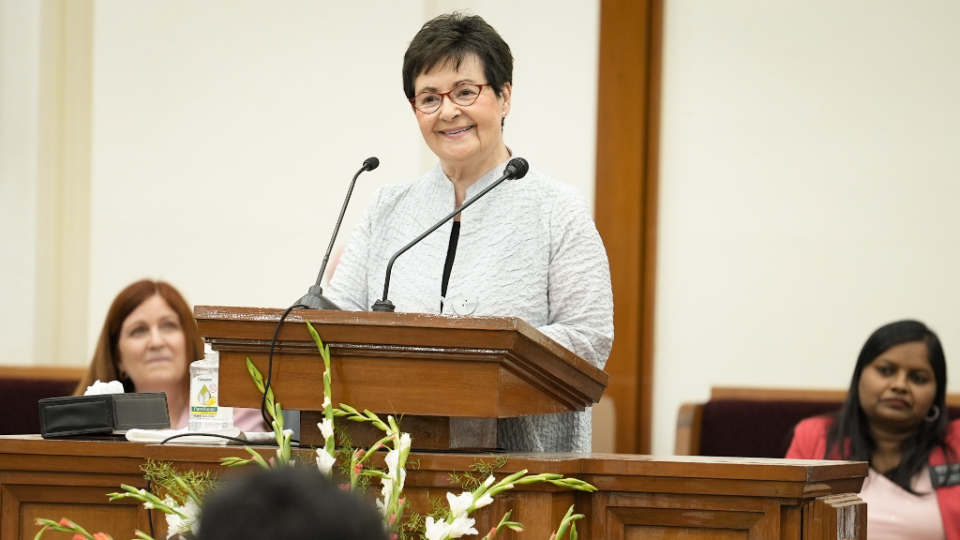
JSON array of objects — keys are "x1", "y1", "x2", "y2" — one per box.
[{"x1": 826, "y1": 319, "x2": 948, "y2": 491}]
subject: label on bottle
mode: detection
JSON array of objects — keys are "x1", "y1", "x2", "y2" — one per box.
[{"x1": 190, "y1": 374, "x2": 219, "y2": 415}]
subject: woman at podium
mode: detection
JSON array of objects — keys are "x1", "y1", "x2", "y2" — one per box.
[
  {"x1": 327, "y1": 13, "x2": 613, "y2": 452},
  {"x1": 786, "y1": 320, "x2": 960, "y2": 539}
]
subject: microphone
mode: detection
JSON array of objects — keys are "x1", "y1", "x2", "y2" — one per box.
[
  {"x1": 371, "y1": 157, "x2": 529, "y2": 312},
  {"x1": 298, "y1": 157, "x2": 380, "y2": 309}
]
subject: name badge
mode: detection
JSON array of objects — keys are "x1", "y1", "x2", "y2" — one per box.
[
  {"x1": 441, "y1": 292, "x2": 477, "y2": 315},
  {"x1": 930, "y1": 463, "x2": 960, "y2": 487}
]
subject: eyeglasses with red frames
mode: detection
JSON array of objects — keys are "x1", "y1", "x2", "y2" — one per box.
[{"x1": 409, "y1": 83, "x2": 490, "y2": 114}]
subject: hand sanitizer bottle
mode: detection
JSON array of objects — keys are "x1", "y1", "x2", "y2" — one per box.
[{"x1": 189, "y1": 343, "x2": 234, "y2": 431}]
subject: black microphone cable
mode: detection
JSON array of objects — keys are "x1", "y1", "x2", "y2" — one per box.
[{"x1": 259, "y1": 303, "x2": 307, "y2": 430}]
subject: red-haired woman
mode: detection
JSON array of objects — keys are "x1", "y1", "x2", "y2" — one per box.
[{"x1": 76, "y1": 280, "x2": 265, "y2": 431}]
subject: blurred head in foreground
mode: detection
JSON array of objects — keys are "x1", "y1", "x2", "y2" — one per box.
[{"x1": 196, "y1": 467, "x2": 388, "y2": 540}]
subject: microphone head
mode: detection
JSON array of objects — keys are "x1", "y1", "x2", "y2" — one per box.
[
  {"x1": 363, "y1": 157, "x2": 380, "y2": 171},
  {"x1": 504, "y1": 157, "x2": 529, "y2": 180}
]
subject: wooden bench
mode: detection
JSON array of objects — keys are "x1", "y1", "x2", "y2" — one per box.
[
  {"x1": 0, "y1": 366, "x2": 85, "y2": 435},
  {"x1": 675, "y1": 387, "x2": 960, "y2": 457}
]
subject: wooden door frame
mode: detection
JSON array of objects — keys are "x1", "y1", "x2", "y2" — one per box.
[{"x1": 595, "y1": 0, "x2": 663, "y2": 454}]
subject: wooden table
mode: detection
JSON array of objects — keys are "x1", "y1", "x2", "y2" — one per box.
[{"x1": 0, "y1": 435, "x2": 866, "y2": 539}]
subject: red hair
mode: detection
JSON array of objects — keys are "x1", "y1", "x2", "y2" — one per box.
[{"x1": 74, "y1": 280, "x2": 203, "y2": 396}]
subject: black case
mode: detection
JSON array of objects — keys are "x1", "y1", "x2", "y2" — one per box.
[{"x1": 38, "y1": 392, "x2": 171, "y2": 438}]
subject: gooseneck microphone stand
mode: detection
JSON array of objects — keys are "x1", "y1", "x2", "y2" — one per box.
[{"x1": 298, "y1": 157, "x2": 380, "y2": 309}]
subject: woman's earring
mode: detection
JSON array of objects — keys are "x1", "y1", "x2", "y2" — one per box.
[{"x1": 926, "y1": 405, "x2": 941, "y2": 422}]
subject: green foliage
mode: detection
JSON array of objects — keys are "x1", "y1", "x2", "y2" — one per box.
[
  {"x1": 141, "y1": 459, "x2": 219, "y2": 503},
  {"x1": 335, "y1": 444, "x2": 373, "y2": 493},
  {"x1": 428, "y1": 496, "x2": 452, "y2": 522},
  {"x1": 448, "y1": 454, "x2": 509, "y2": 491},
  {"x1": 551, "y1": 505, "x2": 584, "y2": 540},
  {"x1": 33, "y1": 518, "x2": 97, "y2": 540},
  {"x1": 482, "y1": 510, "x2": 524, "y2": 539},
  {"x1": 243, "y1": 357, "x2": 275, "y2": 419},
  {"x1": 399, "y1": 512, "x2": 424, "y2": 540}
]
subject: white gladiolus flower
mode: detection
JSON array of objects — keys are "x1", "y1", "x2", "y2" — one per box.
[
  {"x1": 377, "y1": 480, "x2": 393, "y2": 518},
  {"x1": 399, "y1": 433, "x2": 411, "y2": 452},
  {"x1": 181, "y1": 499, "x2": 200, "y2": 523},
  {"x1": 447, "y1": 514, "x2": 478, "y2": 538},
  {"x1": 384, "y1": 449, "x2": 406, "y2": 492},
  {"x1": 473, "y1": 493, "x2": 494, "y2": 510},
  {"x1": 424, "y1": 517, "x2": 451, "y2": 540},
  {"x1": 164, "y1": 514, "x2": 184, "y2": 539},
  {"x1": 381, "y1": 477, "x2": 393, "y2": 496},
  {"x1": 385, "y1": 448, "x2": 399, "y2": 474},
  {"x1": 483, "y1": 475, "x2": 496, "y2": 487},
  {"x1": 164, "y1": 499, "x2": 200, "y2": 539},
  {"x1": 322, "y1": 396, "x2": 331, "y2": 409},
  {"x1": 446, "y1": 491, "x2": 473, "y2": 518},
  {"x1": 318, "y1": 418, "x2": 334, "y2": 441},
  {"x1": 315, "y1": 449, "x2": 336, "y2": 475}
]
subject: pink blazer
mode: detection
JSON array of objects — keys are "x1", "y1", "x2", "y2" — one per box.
[{"x1": 786, "y1": 416, "x2": 960, "y2": 540}]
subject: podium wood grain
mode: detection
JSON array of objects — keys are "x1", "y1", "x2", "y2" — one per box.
[
  {"x1": 195, "y1": 306, "x2": 608, "y2": 449},
  {"x1": 1, "y1": 435, "x2": 866, "y2": 540}
]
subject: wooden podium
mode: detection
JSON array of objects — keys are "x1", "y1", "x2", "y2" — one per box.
[
  {"x1": 194, "y1": 306, "x2": 609, "y2": 450},
  {"x1": 0, "y1": 306, "x2": 868, "y2": 539}
]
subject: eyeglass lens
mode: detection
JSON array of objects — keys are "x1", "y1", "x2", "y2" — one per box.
[{"x1": 414, "y1": 84, "x2": 483, "y2": 113}]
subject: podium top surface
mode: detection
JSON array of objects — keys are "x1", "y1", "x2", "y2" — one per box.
[
  {"x1": 196, "y1": 305, "x2": 607, "y2": 383},
  {"x1": 195, "y1": 306, "x2": 608, "y2": 418}
]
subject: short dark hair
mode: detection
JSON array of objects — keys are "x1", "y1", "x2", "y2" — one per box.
[
  {"x1": 827, "y1": 320, "x2": 949, "y2": 491},
  {"x1": 402, "y1": 12, "x2": 513, "y2": 100},
  {"x1": 196, "y1": 467, "x2": 388, "y2": 540}
]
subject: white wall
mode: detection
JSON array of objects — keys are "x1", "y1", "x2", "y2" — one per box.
[
  {"x1": 652, "y1": 0, "x2": 960, "y2": 455},
  {"x1": 0, "y1": 1, "x2": 40, "y2": 365},
  {"x1": 0, "y1": 0, "x2": 598, "y2": 365},
  {"x1": 86, "y1": 0, "x2": 599, "y2": 347}
]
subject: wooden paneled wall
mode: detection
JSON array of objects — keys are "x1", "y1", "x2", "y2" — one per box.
[{"x1": 595, "y1": 0, "x2": 663, "y2": 454}]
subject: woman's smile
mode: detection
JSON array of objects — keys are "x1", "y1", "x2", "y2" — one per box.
[
  {"x1": 440, "y1": 125, "x2": 475, "y2": 137},
  {"x1": 413, "y1": 54, "x2": 511, "y2": 185}
]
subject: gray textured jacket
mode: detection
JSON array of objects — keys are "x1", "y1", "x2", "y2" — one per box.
[{"x1": 327, "y1": 159, "x2": 613, "y2": 452}]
